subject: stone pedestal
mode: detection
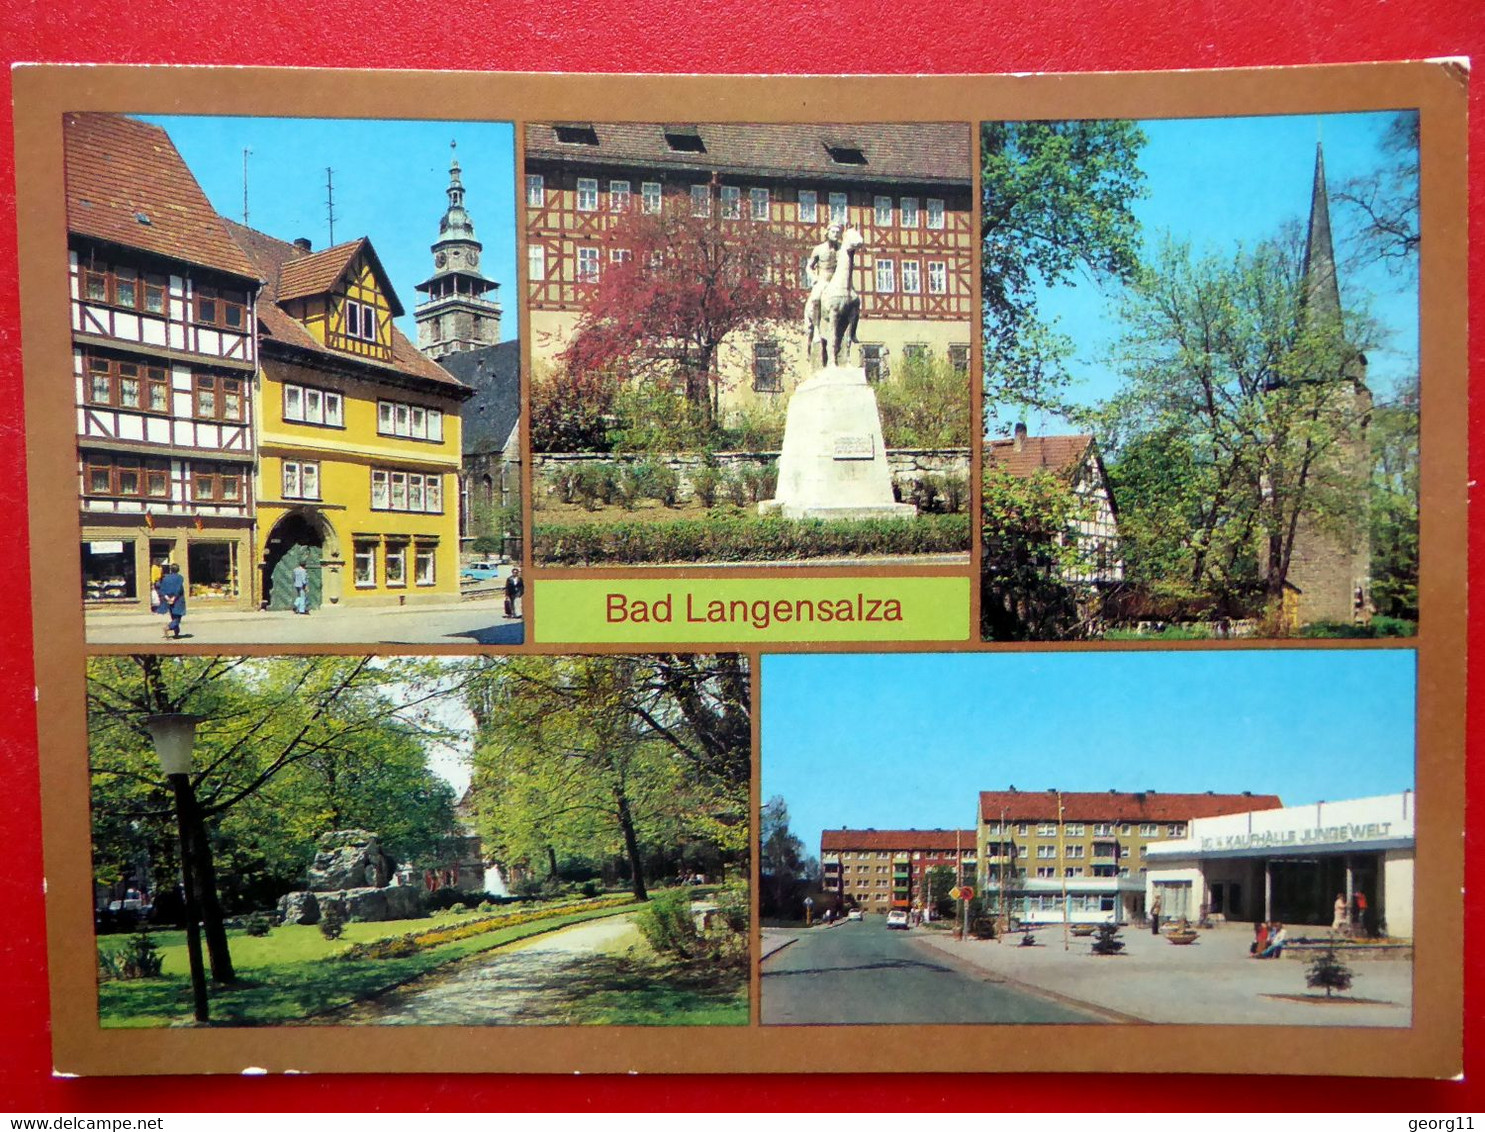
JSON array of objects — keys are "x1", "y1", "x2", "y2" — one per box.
[{"x1": 759, "y1": 365, "x2": 916, "y2": 521}]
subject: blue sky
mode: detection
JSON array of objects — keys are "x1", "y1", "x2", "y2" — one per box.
[
  {"x1": 147, "y1": 116, "x2": 517, "y2": 343},
  {"x1": 1007, "y1": 110, "x2": 1419, "y2": 435},
  {"x1": 761, "y1": 650, "x2": 1416, "y2": 857}
]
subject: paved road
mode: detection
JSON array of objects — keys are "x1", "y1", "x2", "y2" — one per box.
[
  {"x1": 85, "y1": 594, "x2": 524, "y2": 646},
  {"x1": 761, "y1": 919, "x2": 1105, "y2": 1025}
]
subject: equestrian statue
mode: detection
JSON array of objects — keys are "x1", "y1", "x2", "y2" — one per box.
[{"x1": 803, "y1": 223, "x2": 864, "y2": 368}]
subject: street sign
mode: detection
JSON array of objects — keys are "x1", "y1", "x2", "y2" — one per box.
[{"x1": 955, "y1": 885, "x2": 975, "y2": 900}]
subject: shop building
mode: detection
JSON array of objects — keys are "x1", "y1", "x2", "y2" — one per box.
[
  {"x1": 975, "y1": 788, "x2": 1282, "y2": 925},
  {"x1": 223, "y1": 220, "x2": 472, "y2": 609},
  {"x1": 1144, "y1": 792, "x2": 1413, "y2": 938},
  {"x1": 820, "y1": 829, "x2": 976, "y2": 913},
  {"x1": 67, "y1": 113, "x2": 263, "y2": 610},
  {"x1": 524, "y1": 122, "x2": 973, "y2": 421}
]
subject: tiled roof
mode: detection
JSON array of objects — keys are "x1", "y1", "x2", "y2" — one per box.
[
  {"x1": 438, "y1": 341, "x2": 522, "y2": 456},
  {"x1": 821, "y1": 829, "x2": 978, "y2": 852},
  {"x1": 221, "y1": 218, "x2": 466, "y2": 394},
  {"x1": 986, "y1": 434, "x2": 1095, "y2": 481},
  {"x1": 64, "y1": 113, "x2": 259, "y2": 282},
  {"x1": 978, "y1": 791, "x2": 1284, "y2": 824},
  {"x1": 526, "y1": 122, "x2": 971, "y2": 187}
]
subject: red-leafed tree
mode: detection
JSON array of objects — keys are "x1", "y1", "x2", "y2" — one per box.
[{"x1": 558, "y1": 194, "x2": 801, "y2": 434}]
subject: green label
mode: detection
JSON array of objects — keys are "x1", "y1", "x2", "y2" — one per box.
[{"x1": 535, "y1": 577, "x2": 970, "y2": 643}]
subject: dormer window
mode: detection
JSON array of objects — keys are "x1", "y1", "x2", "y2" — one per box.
[
  {"x1": 553, "y1": 123, "x2": 599, "y2": 146},
  {"x1": 344, "y1": 299, "x2": 377, "y2": 342},
  {"x1": 663, "y1": 125, "x2": 706, "y2": 153},
  {"x1": 825, "y1": 139, "x2": 867, "y2": 165}
]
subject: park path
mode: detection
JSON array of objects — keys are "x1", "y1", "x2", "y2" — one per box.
[{"x1": 317, "y1": 912, "x2": 642, "y2": 1026}]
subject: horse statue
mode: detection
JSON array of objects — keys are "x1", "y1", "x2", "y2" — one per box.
[{"x1": 804, "y1": 227, "x2": 863, "y2": 368}]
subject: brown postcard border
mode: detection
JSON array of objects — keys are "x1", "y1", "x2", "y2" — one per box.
[{"x1": 12, "y1": 62, "x2": 1467, "y2": 1079}]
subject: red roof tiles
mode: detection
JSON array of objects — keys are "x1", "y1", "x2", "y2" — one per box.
[
  {"x1": 985, "y1": 433, "x2": 1095, "y2": 481},
  {"x1": 64, "y1": 113, "x2": 259, "y2": 282},
  {"x1": 977, "y1": 790, "x2": 1283, "y2": 824},
  {"x1": 821, "y1": 830, "x2": 977, "y2": 852},
  {"x1": 527, "y1": 122, "x2": 970, "y2": 186}
]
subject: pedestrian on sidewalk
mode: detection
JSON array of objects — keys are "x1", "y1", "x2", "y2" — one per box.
[
  {"x1": 504, "y1": 566, "x2": 524, "y2": 619},
  {"x1": 1257, "y1": 922, "x2": 1287, "y2": 959},
  {"x1": 1332, "y1": 892, "x2": 1349, "y2": 935},
  {"x1": 292, "y1": 559, "x2": 311, "y2": 615},
  {"x1": 1150, "y1": 894, "x2": 1162, "y2": 935},
  {"x1": 1250, "y1": 920, "x2": 1269, "y2": 957},
  {"x1": 157, "y1": 563, "x2": 186, "y2": 639}
]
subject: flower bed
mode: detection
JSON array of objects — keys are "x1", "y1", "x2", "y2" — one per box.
[
  {"x1": 339, "y1": 895, "x2": 636, "y2": 961},
  {"x1": 535, "y1": 513, "x2": 971, "y2": 566}
]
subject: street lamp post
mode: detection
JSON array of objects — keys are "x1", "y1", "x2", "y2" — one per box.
[{"x1": 144, "y1": 713, "x2": 209, "y2": 1024}]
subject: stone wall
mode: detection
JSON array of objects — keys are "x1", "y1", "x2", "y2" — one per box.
[{"x1": 534, "y1": 448, "x2": 970, "y2": 508}]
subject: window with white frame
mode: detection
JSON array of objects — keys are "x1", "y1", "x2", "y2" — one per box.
[
  {"x1": 874, "y1": 258, "x2": 895, "y2": 293},
  {"x1": 1065, "y1": 823, "x2": 1085, "y2": 837},
  {"x1": 610, "y1": 248, "x2": 632, "y2": 265},
  {"x1": 283, "y1": 383, "x2": 344, "y2": 427},
  {"x1": 927, "y1": 260, "x2": 947, "y2": 294},
  {"x1": 370, "y1": 469, "x2": 444, "y2": 513},
  {"x1": 377, "y1": 400, "x2": 444, "y2": 442},
  {"x1": 385, "y1": 541, "x2": 408, "y2": 586},
  {"x1": 1065, "y1": 868, "x2": 1082, "y2": 878},
  {"x1": 1016, "y1": 823, "x2": 1029, "y2": 836},
  {"x1": 1036, "y1": 867, "x2": 1055, "y2": 879},
  {"x1": 691, "y1": 184, "x2": 711, "y2": 217},
  {"x1": 576, "y1": 246, "x2": 600, "y2": 284},
  {"x1": 1037, "y1": 823, "x2": 1057, "y2": 837},
  {"x1": 901, "y1": 196, "x2": 920, "y2": 228},
  {"x1": 874, "y1": 195, "x2": 893, "y2": 226},
  {"x1": 1140, "y1": 823, "x2": 1158, "y2": 836},
  {"x1": 829, "y1": 192, "x2": 848, "y2": 224},
  {"x1": 926, "y1": 198, "x2": 945, "y2": 229},
  {"x1": 576, "y1": 178, "x2": 599, "y2": 211},
  {"x1": 720, "y1": 185, "x2": 741, "y2": 219},
  {"x1": 525, "y1": 174, "x2": 544, "y2": 208},
  {"x1": 415, "y1": 543, "x2": 436, "y2": 585},
  {"x1": 750, "y1": 187, "x2": 769, "y2": 221},
  {"x1": 798, "y1": 189, "x2": 817, "y2": 223},
  {"x1": 344, "y1": 300, "x2": 377, "y2": 342},
  {"x1": 1065, "y1": 844, "x2": 1085, "y2": 859},
  {"x1": 1094, "y1": 823, "x2": 1115, "y2": 836},
  {"x1": 1167, "y1": 824, "x2": 1186, "y2": 837},
  {"x1": 641, "y1": 181, "x2": 662, "y2": 214},
  {"x1": 281, "y1": 460, "x2": 320, "y2": 501},
  {"x1": 1036, "y1": 845, "x2": 1056, "y2": 859},
  {"x1": 901, "y1": 260, "x2": 921, "y2": 293},
  {"x1": 528, "y1": 243, "x2": 545, "y2": 282},
  {"x1": 353, "y1": 540, "x2": 377, "y2": 588},
  {"x1": 609, "y1": 180, "x2": 631, "y2": 212}
]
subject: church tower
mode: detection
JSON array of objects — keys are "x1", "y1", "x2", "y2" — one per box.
[
  {"x1": 415, "y1": 143, "x2": 502, "y2": 360},
  {"x1": 1280, "y1": 141, "x2": 1373, "y2": 628}
]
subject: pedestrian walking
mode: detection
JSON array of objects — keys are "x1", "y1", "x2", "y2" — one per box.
[
  {"x1": 1332, "y1": 892, "x2": 1348, "y2": 934},
  {"x1": 156, "y1": 563, "x2": 186, "y2": 639},
  {"x1": 1150, "y1": 893, "x2": 1162, "y2": 935},
  {"x1": 503, "y1": 566, "x2": 524, "y2": 619},
  {"x1": 292, "y1": 559, "x2": 310, "y2": 614}
]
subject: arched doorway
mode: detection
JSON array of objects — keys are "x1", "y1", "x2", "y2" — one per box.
[{"x1": 262, "y1": 511, "x2": 333, "y2": 611}]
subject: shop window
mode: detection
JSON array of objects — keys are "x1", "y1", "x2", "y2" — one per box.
[
  {"x1": 187, "y1": 541, "x2": 238, "y2": 598},
  {"x1": 81, "y1": 539, "x2": 137, "y2": 602},
  {"x1": 353, "y1": 540, "x2": 377, "y2": 588}
]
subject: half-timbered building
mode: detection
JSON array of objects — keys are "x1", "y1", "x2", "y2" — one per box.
[
  {"x1": 524, "y1": 122, "x2": 973, "y2": 419},
  {"x1": 223, "y1": 221, "x2": 472, "y2": 609},
  {"x1": 66, "y1": 113, "x2": 263, "y2": 611}
]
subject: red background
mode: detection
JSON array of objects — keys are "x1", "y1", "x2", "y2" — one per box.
[{"x1": 0, "y1": 0, "x2": 1480, "y2": 1111}]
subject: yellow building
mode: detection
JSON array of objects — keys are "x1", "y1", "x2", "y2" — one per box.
[{"x1": 225, "y1": 221, "x2": 472, "y2": 609}]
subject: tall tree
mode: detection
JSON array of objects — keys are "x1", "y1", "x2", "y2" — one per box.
[
  {"x1": 555, "y1": 197, "x2": 799, "y2": 438},
  {"x1": 1368, "y1": 379, "x2": 1419, "y2": 621},
  {"x1": 981, "y1": 120, "x2": 1147, "y2": 420},
  {"x1": 759, "y1": 795, "x2": 811, "y2": 919},
  {"x1": 1334, "y1": 113, "x2": 1420, "y2": 274},
  {"x1": 1099, "y1": 233, "x2": 1375, "y2": 608}
]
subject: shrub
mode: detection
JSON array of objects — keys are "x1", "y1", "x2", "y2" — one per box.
[
  {"x1": 571, "y1": 463, "x2": 617, "y2": 510},
  {"x1": 722, "y1": 470, "x2": 751, "y2": 507},
  {"x1": 580, "y1": 880, "x2": 602, "y2": 898},
  {"x1": 625, "y1": 459, "x2": 681, "y2": 507},
  {"x1": 513, "y1": 877, "x2": 548, "y2": 901},
  {"x1": 691, "y1": 463, "x2": 723, "y2": 509},
  {"x1": 1090, "y1": 922, "x2": 1126, "y2": 956},
  {"x1": 318, "y1": 901, "x2": 347, "y2": 941},
  {"x1": 242, "y1": 912, "x2": 274, "y2": 937},
  {"x1": 939, "y1": 473, "x2": 969, "y2": 514},
  {"x1": 470, "y1": 535, "x2": 503, "y2": 556},
  {"x1": 1306, "y1": 945, "x2": 1356, "y2": 997},
  {"x1": 98, "y1": 928, "x2": 165, "y2": 980},
  {"x1": 636, "y1": 890, "x2": 700, "y2": 961},
  {"x1": 1300, "y1": 617, "x2": 1417, "y2": 639}
]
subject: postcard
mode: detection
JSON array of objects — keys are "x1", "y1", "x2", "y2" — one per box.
[{"x1": 10, "y1": 62, "x2": 1466, "y2": 1079}]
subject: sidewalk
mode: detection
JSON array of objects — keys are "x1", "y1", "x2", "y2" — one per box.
[
  {"x1": 912, "y1": 923, "x2": 1411, "y2": 1027},
  {"x1": 86, "y1": 593, "x2": 524, "y2": 646}
]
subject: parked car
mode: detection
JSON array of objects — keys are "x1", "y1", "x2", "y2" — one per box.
[
  {"x1": 845, "y1": 909, "x2": 863, "y2": 921},
  {"x1": 460, "y1": 560, "x2": 503, "y2": 582},
  {"x1": 886, "y1": 909, "x2": 910, "y2": 929}
]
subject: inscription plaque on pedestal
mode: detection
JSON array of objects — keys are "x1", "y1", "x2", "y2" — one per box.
[{"x1": 833, "y1": 435, "x2": 874, "y2": 460}]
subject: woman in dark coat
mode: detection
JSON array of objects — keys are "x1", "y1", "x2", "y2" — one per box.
[{"x1": 156, "y1": 563, "x2": 186, "y2": 639}]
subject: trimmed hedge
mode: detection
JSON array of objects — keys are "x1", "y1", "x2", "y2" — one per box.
[
  {"x1": 338, "y1": 895, "x2": 636, "y2": 961},
  {"x1": 535, "y1": 513, "x2": 970, "y2": 566}
]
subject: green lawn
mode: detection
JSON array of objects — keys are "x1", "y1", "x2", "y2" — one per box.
[{"x1": 98, "y1": 903, "x2": 638, "y2": 1028}]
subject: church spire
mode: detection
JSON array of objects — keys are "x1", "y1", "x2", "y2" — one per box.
[
  {"x1": 415, "y1": 140, "x2": 502, "y2": 361},
  {"x1": 1301, "y1": 141, "x2": 1343, "y2": 327}
]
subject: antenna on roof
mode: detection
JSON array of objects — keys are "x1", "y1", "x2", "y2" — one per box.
[
  {"x1": 242, "y1": 148, "x2": 251, "y2": 225},
  {"x1": 325, "y1": 167, "x2": 337, "y2": 246}
]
